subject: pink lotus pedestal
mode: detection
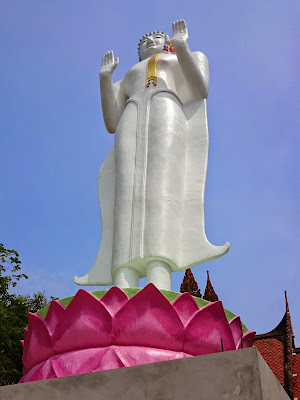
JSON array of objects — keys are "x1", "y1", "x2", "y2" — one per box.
[{"x1": 20, "y1": 284, "x2": 255, "y2": 383}]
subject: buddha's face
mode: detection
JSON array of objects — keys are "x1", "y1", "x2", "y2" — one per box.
[{"x1": 139, "y1": 33, "x2": 166, "y2": 61}]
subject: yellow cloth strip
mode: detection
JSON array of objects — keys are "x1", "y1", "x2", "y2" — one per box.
[{"x1": 146, "y1": 53, "x2": 164, "y2": 87}]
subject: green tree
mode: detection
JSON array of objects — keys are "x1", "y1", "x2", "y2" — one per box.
[{"x1": 0, "y1": 244, "x2": 55, "y2": 386}]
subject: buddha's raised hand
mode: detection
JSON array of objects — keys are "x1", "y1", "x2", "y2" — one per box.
[
  {"x1": 100, "y1": 51, "x2": 119, "y2": 76},
  {"x1": 171, "y1": 19, "x2": 189, "y2": 50}
]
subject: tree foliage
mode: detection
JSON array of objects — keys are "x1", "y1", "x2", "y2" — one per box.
[{"x1": 0, "y1": 243, "x2": 56, "y2": 386}]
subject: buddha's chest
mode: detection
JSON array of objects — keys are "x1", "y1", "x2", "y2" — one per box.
[{"x1": 124, "y1": 54, "x2": 181, "y2": 97}]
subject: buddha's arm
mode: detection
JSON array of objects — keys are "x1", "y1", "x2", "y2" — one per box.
[
  {"x1": 100, "y1": 77, "x2": 127, "y2": 133},
  {"x1": 176, "y1": 49, "x2": 209, "y2": 99},
  {"x1": 99, "y1": 51, "x2": 127, "y2": 134},
  {"x1": 172, "y1": 19, "x2": 209, "y2": 99}
]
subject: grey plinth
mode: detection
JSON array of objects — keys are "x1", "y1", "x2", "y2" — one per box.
[{"x1": 0, "y1": 348, "x2": 289, "y2": 400}]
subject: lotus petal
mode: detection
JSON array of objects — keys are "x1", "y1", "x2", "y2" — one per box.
[
  {"x1": 23, "y1": 327, "x2": 28, "y2": 342},
  {"x1": 51, "y1": 347, "x2": 122, "y2": 377},
  {"x1": 20, "y1": 359, "x2": 56, "y2": 383},
  {"x1": 100, "y1": 286, "x2": 129, "y2": 316},
  {"x1": 236, "y1": 330, "x2": 256, "y2": 349},
  {"x1": 113, "y1": 284, "x2": 185, "y2": 351},
  {"x1": 52, "y1": 289, "x2": 112, "y2": 353},
  {"x1": 44, "y1": 300, "x2": 65, "y2": 335},
  {"x1": 172, "y1": 293, "x2": 199, "y2": 326},
  {"x1": 20, "y1": 340, "x2": 24, "y2": 348},
  {"x1": 22, "y1": 313, "x2": 54, "y2": 374},
  {"x1": 114, "y1": 345, "x2": 187, "y2": 367},
  {"x1": 229, "y1": 316, "x2": 243, "y2": 348},
  {"x1": 184, "y1": 301, "x2": 235, "y2": 355},
  {"x1": 97, "y1": 348, "x2": 125, "y2": 371}
]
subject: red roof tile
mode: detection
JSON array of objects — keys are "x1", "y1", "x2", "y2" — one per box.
[{"x1": 254, "y1": 338, "x2": 285, "y2": 386}]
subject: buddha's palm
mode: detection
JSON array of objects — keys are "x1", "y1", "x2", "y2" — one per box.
[
  {"x1": 171, "y1": 19, "x2": 189, "y2": 49},
  {"x1": 100, "y1": 50, "x2": 119, "y2": 76}
]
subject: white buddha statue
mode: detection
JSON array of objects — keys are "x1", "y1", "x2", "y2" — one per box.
[{"x1": 74, "y1": 20, "x2": 229, "y2": 291}]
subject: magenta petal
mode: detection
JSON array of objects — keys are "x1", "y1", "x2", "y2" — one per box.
[
  {"x1": 51, "y1": 347, "x2": 119, "y2": 377},
  {"x1": 20, "y1": 359, "x2": 56, "y2": 383},
  {"x1": 236, "y1": 330, "x2": 256, "y2": 349},
  {"x1": 51, "y1": 289, "x2": 112, "y2": 353},
  {"x1": 100, "y1": 286, "x2": 129, "y2": 316},
  {"x1": 172, "y1": 293, "x2": 199, "y2": 326},
  {"x1": 44, "y1": 301, "x2": 65, "y2": 335},
  {"x1": 113, "y1": 284, "x2": 185, "y2": 351},
  {"x1": 22, "y1": 313, "x2": 54, "y2": 374},
  {"x1": 184, "y1": 301, "x2": 235, "y2": 356},
  {"x1": 98, "y1": 348, "x2": 125, "y2": 371},
  {"x1": 229, "y1": 316, "x2": 243, "y2": 348},
  {"x1": 23, "y1": 327, "x2": 28, "y2": 342},
  {"x1": 20, "y1": 340, "x2": 24, "y2": 348},
  {"x1": 114, "y1": 346, "x2": 186, "y2": 367}
]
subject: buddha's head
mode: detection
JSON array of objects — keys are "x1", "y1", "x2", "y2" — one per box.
[{"x1": 138, "y1": 31, "x2": 173, "y2": 61}]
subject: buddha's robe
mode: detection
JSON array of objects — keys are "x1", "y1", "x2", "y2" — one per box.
[{"x1": 74, "y1": 52, "x2": 229, "y2": 285}]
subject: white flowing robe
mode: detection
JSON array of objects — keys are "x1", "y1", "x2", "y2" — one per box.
[{"x1": 74, "y1": 52, "x2": 229, "y2": 286}]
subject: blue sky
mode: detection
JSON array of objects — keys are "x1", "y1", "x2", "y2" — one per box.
[{"x1": 1, "y1": 1, "x2": 299, "y2": 342}]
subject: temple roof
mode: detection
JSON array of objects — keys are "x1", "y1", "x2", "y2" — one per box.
[
  {"x1": 254, "y1": 291, "x2": 296, "y2": 398},
  {"x1": 180, "y1": 268, "x2": 201, "y2": 298},
  {"x1": 203, "y1": 270, "x2": 219, "y2": 302},
  {"x1": 255, "y1": 291, "x2": 295, "y2": 348}
]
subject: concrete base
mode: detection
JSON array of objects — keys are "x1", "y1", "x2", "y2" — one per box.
[{"x1": 0, "y1": 348, "x2": 289, "y2": 400}]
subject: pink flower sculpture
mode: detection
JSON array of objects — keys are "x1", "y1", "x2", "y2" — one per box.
[{"x1": 20, "y1": 284, "x2": 255, "y2": 383}]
